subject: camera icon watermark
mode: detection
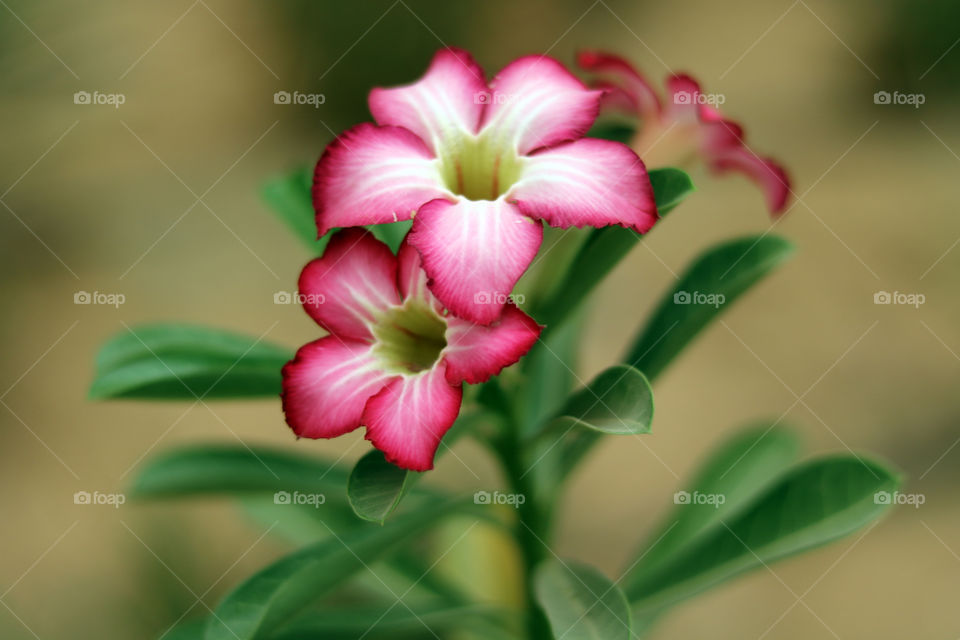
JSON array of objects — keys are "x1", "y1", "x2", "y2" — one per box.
[
  {"x1": 73, "y1": 90, "x2": 126, "y2": 109},
  {"x1": 673, "y1": 290, "x2": 725, "y2": 308},
  {"x1": 274, "y1": 291, "x2": 325, "y2": 305},
  {"x1": 673, "y1": 90, "x2": 725, "y2": 106},
  {"x1": 673, "y1": 490, "x2": 726, "y2": 508},
  {"x1": 873, "y1": 490, "x2": 924, "y2": 508},
  {"x1": 873, "y1": 290, "x2": 925, "y2": 308},
  {"x1": 73, "y1": 490, "x2": 126, "y2": 508},
  {"x1": 473, "y1": 490, "x2": 525, "y2": 508},
  {"x1": 473, "y1": 91, "x2": 518, "y2": 105},
  {"x1": 273, "y1": 490, "x2": 326, "y2": 508},
  {"x1": 873, "y1": 90, "x2": 924, "y2": 108},
  {"x1": 74, "y1": 291, "x2": 126, "y2": 308},
  {"x1": 274, "y1": 90, "x2": 325, "y2": 108}
]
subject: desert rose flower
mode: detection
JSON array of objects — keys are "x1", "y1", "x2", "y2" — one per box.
[
  {"x1": 314, "y1": 48, "x2": 658, "y2": 325},
  {"x1": 281, "y1": 228, "x2": 541, "y2": 471},
  {"x1": 578, "y1": 50, "x2": 791, "y2": 216}
]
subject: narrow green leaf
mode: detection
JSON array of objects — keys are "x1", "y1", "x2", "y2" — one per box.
[
  {"x1": 539, "y1": 365, "x2": 653, "y2": 438},
  {"x1": 534, "y1": 559, "x2": 633, "y2": 640},
  {"x1": 347, "y1": 449, "x2": 418, "y2": 524},
  {"x1": 262, "y1": 167, "x2": 329, "y2": 252},
  {"x1": 272, "y1": 604, "x2": 507, "y2": 639},
  {"x1": 204, "y1": 498, "x2": 460, "y2": 640},
  {"x1": 625, "y1": 425, "x2": 800, "y2": 584},
  {"x1": 130, "y1": 445, "x2": 349, "y2": 498},
  {"x1": 627, "y1": 456, "x2": 900, "y2": 614},
  {"x1": 624, "y1": 235, "x2": 794, "y2": 381},
  {"x1": 586, "y1": 121, "x2": 636, "y2": 145},
  {"x1": 534, "y1": 168, "x2": 695, "y2": 330},
  {"x1": 90, "y1": 324, "x2": 291, "y2": 400}
]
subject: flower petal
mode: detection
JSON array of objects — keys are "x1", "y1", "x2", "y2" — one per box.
[
  {"x1": 481, "y1": 55, "x2": 602, "y2": 155},
  {"x1": 298, "y1": 229, "x2": 401, "y2": 340},
  {"x1": 396, "y1": 238, "x2": 444, "y2": 313},
  {"x1": 362, "y1": 364, "x2": 463, "y2": 471},
  {"x1": 577, "y1": 50, "x2": 662, "y2": 119},
  {"x1": 443, "y1": 303, "x2": 542, "y2": 385},
  {"x1": 369, "y1": 48, "x2": 488, "y2": 154},
  {"x1": 509, "y1": 138, "x2": 658, "y2": 232},
  {"x1": 710, "y1": 146, "x2": 792, "y2": 216},
  {"x1": 313, "y1": 123, "x2": 447, "y2": 236},
  {"x1": 282, "y1": 337, "x2": 393, "y2": 439},
  {"x1": 409, "y1": 198, "x2": 543, "y2": 325}
]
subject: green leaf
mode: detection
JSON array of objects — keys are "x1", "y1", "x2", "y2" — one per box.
[
  {"x1": 272, "y1": 604, "x2": 507, "y2": 639},
  {"x1": 262, "y1": 167, "x2": 329, "y2": 252},
  {"x1": 90, "y1": 324, "x2": 291, "y2": 400},
  {"x1": 539, "y1": 365, "x2": 653, "y2": 438},
  {"x1": 625, "y1": 425, "x2": 800, "y2": 584},
  {"x1": 347, "y1": 449, "x2": 419, "y2": 524},
  {"x1": 586, "y1": 121, "x2": 636, "y2": 145},
  {"x1": 627, "y1": 456, "x2": 900, "y2": 614},
  {"x1": 534, "y1": 168, "x2": 695, "y2": 329},
  {"x1": 534, "y1": 559, "x2": 633, "y2": 640},
  {"x1": 624, "y1": 235, "x2": 794, "y2": 382},
  {"x1": 346, "y1": 411, "x2": 485, "y2": 523},
  {"x1": 204, "y1": 498, "x2": 460, "y2": 640},
  {"x1": 369, "y1": 219, "x2": 413, "y2": 254},
  {"x1": 130, "y1": 445, "x2": 349, "y2": 498}
]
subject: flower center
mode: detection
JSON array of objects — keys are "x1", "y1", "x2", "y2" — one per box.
[
  {"x1": 371, "y1": 301, "x2": 448, "y2": 375},
  {"x1": 440, "y1": 134, "x2": 524, "y2": 201}
]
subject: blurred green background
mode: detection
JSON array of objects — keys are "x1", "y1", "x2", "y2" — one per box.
[{"x1": 2, "y1": 0, "x2": 958, "y2": 637}]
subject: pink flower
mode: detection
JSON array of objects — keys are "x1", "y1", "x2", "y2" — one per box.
[
  {"x1": 578, "y1": 51, "x2": 791, "y2": 216},
  {"x1": 281, "y1": 228, "x2": 542, "y2": 471},
  {"x1": 314, "y1": 48, "x2": 658, "y2": 325}
]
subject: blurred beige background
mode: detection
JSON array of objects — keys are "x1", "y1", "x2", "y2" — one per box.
[{"x1": 1, "y1": 0, "x2": 958, "y2": 638}]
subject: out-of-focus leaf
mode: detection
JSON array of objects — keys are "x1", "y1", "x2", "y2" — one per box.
[
  {"x1": 538, "y1": 365, "x2": 653, "y2": 438},
  {"x1": 204, "y1": 498, "x2": 460, "y2": 640},
  {"x1": 626, "y1": 456, "x2": 900, "y2": 614},
  {"x1": 623, "y1": 235, "x2": 794, "y2": 381},
  {"x1": 347, "y1": 449, "x2": 418, "y2": 524},
  {"x1": 262, "y1": 167, "x2": 328, "y2": 252},
  {"x1": 534, "y1": 168, "x2": 695, "y2": 330},
  {"x1": 90, "y1": 324, "x2": 291, "y2": 400},
  {"x1": 273, "y1": 604, "x2": 508, "y2": 640},
  {"x1": 534, "y1": 559, "x2": 633, "y2": 640}
]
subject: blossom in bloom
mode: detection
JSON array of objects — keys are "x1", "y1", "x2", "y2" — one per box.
[
  {"x1": 281, "y1": 228, "x2": 541, "y2": 471},
  {"x1": 314, "y1": 48, "x2": 658, "y2": 325},
  {"x1": 578, "y1": 50, "x2": 791, "y2": 216}
]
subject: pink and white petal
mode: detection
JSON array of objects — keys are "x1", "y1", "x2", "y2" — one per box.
[
  {"x1": 282, "y1": 337, "x2": 394, "y2": 440},
  {"x1": 509, "y1": 138, "x2": 658, "y2": 233},
  {"x1": 710, "y1": 146, "x2": 792, "y2": 216},
  {"x1": 362, "y1": 364, "x2": 463, "y2": 471},
  {"x1": 369, "y1": 48, "x2": 488, "y2": 154},
  {"x1": 480, "y1": 55, "x2": 603, "y2": 155},
  {"x1": 443, "y1": 303, "x2": 542, "y2": 385},
  {"x1": 577, "y1": 50, "x2": 662, "y2": 120},
  {"x1": 396, "y1": 239, "x2": 444, "y2": 313},
  {"x1": 298, "y1": 229, "x2": 401, "y2": 340},
  {"x1": 409, "y1": 198, "x2": 543, "y2": 325},
  {"x1": 314, "y1": 123, "x2": 447, "y2": 236}
]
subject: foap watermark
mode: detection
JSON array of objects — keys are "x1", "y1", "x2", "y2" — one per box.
[
  {"x1": 673, "y1": 490, "x2": 726, "y2": 508},
  {"x1": 673, "y1": 290, "x2": 725, "y2": 308},
  {"x1": 473, "y1": 90, "x2": 519, "y2": 106},
  {"x1": 73, "y1": 490, "x2": 126, "y2": 508},
  {"x1": 273, "y1": 490, "x2": 326, "y2": 508},
  {"x1": 874, "y1": 291, "x2": 925, "y2": 308},
  {"x1": 673, "y1": 90, "x2": 725, "y2": 107},
  {"x1": 474, "y1": 490, "x2": 525, "y2": 508},
  {"x1": 274, "y1": 91, "x2": 325, "y2": 108},
  {"x1": 74, "y1": 90, "x2": 125, "y2": 108},
  {"x1": 274, "y1": 291, "x2": 325, "y2": 305},
  {"x1": 74, "y1": 290, "x2": 125, "y2": 308},
  {"x1": 873, "y1": 90, "x2": 924, "y2": 108},
  {"x1": 874, "y1": 490, "x2": 925, "y2": 508},
  {"x1": 474, "y1": 291, "x2": 525, "y2": 306}
]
